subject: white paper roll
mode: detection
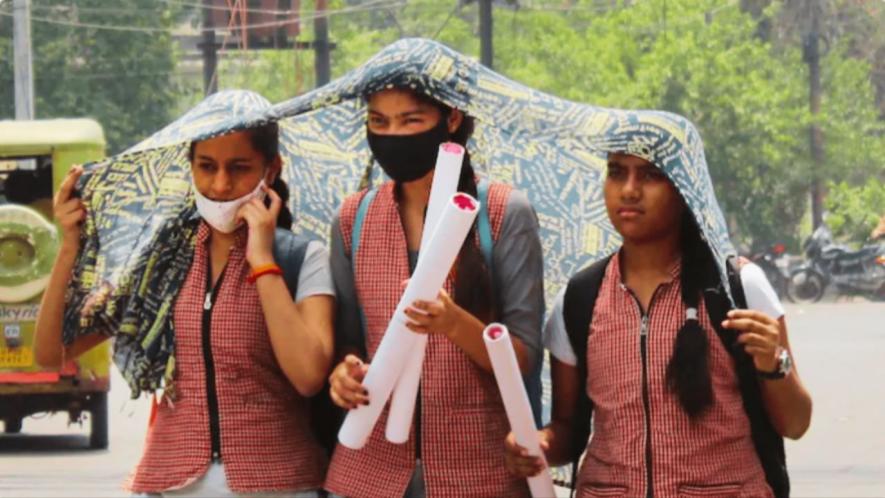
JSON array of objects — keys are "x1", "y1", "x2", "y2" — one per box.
[
  {"x1": 338, "y1": 193, "x2": 480, "y2": 450},
  {"x1": 421, "y1": 143, "x2": 465, "y2": 250},
  {"x1": 386, "y1": 142, "x2": 465, "y2": 444},
  {"x1": 483, "y1": 323, "x2": 556, "y2": 498}
]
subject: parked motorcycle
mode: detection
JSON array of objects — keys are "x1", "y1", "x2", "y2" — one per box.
[
  {"x1": 749, "y1": 243, "x2": 792, "y2": 301},
  {"x1": 787, "y1": 225, "x2": 885, "y2": 303}
]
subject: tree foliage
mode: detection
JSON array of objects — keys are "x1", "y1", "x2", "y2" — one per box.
[
  {"x1": 0, "y1": 0, "x2": 183, "y2": 154},
  {"x1": 4, "y1": 0, "x2": 880, "y2": 248},
  {"x1": 319, "y1": 0, "x2": 885, "y2": 247},
  {"x1": 825, "y1": 177, "x2": 885, "y2": 244}
]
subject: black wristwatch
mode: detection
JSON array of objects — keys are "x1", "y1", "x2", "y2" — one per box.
[{"x1": 757, "y1": 347, "x2": 792, "y2": 380}]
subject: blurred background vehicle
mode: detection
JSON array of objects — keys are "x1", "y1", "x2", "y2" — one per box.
[{"x1": 0, "y1": 119, "x2": 110, "y2": 449}]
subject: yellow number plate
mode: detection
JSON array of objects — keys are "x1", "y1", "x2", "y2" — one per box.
[{"x1": 0, "y1": 346, "x2": 33, "y2": 368}]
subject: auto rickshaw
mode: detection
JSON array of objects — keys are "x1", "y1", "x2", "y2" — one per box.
[{"x1": 0, "y1": 119, "x2": 109, "y2": 449}]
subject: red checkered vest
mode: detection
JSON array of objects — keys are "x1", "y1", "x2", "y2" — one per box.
[
  {"x1": 325, "y1": 181, "x2": 529, "y2": 498},
  {"x1": 576, "y1": 256, "x2": 772, "y2": 498},
  {"x1": 127, "y1": 223, "x2": 328, "y2": 494}
]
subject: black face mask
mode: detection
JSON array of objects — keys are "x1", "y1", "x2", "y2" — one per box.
[{"x1": 367, "y1": 117, "x2": 450, "y2": 183}]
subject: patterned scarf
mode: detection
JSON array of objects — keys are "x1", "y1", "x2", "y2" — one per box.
[{"x1": 64, "y1": 38, "x2": 735, "y2": 398}]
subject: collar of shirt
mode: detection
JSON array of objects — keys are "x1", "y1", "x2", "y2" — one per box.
[
  {"x1": 195, "y1": 220, "x2": 249, "y2": 249},
  {"x1": 613, "y1": 248, "x2": 682, "y2": 288}
]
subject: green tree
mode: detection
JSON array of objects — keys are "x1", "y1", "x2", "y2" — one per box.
[
  {"x1": 770, "y1": 0, "x2": 885, "y2": 117},
  {"x1": 825, "y1": 178, "x2": 885, "y2": 244},
  {"x1": 0, "y1": 0, "x2": 184, "y2": 154},
  {"x1": 187, "y1": 0, "x2": 885, "y2": 249},
  {"x1": 509, "y1": 1, "x2": 884, "y2": 249}
]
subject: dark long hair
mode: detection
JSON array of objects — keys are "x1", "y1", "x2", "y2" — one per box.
[
  {"x1": 188, "y1": 122, "x2": 293, "y2": 230},
  {"x1": 447, "y1": 110, "x2": 497, "y2": 323},
  {"x1": 665, "y1": 211, "x2": 718, "y2": 419}
]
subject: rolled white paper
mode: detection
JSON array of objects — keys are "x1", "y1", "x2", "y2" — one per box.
[
  {"x1": 386, "y1": 142, "x2": 465, "y2": 444},
  {"x1": 483, "y1": 323, "x2": 556, "y2": 498},
  {"x1": 338, "y1": 193, "x2": 480, "y2": 450},
  {"x1": 421, "y1": 143, "x2": 466, "y2": 250}
]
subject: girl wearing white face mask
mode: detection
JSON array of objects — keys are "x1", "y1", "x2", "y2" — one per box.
[{"x1": 34, "y1": 124, "x2": 336, "y2": 497}]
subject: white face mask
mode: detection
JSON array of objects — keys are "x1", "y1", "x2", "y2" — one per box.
[{"x1": 193, "y1": 179, "x2": 267, "y2": 233}]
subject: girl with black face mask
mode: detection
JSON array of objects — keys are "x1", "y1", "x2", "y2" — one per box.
[{"x1": 324, "y1": 87, "x2": 545, "y2": 498}]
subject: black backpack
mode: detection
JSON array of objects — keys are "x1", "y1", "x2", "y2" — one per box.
[
  {"x1": 562, "y1": 255, "x2": 789, "y2": 497},
  {"x1": 273, "y1": 228, "x2": 343, "y2": 457}
]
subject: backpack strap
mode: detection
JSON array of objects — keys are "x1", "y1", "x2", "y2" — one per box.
[
  {"x1": 562, "y1": 254, "x2": 614, "y2": 495},
  {"x1": 726, "y1": 257, "x2": 748, "y2": 309},
  {"x1": 703, "y1": 256, "x2": 789, "y2": 498},
  {"x1": 351, "y1": 183, "x2": 494, "y2": 290},
  {"x1": 477, "y1": 179, "x2": 494, "y2": 273},
  {"x1": 347, "y1": 188, "x2": 377, "y2": 359},
  {"x1": 351, "y1": 188, "x2": 377, "y2": 262},
  {"x1": 272, "y1": 228, "x2": 311, "y2": 298},
  {"x1": 351, "y1": 183, "x2": 493, "y2": 275}
]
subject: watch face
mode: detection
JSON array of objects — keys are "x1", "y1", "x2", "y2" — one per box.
[{"x1": 779, "y1": 349, "x2": 793, "y2": 374}]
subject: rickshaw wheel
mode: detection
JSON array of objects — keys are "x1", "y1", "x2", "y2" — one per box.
[{"x1": 88, "y1": 392, "x2": 108, "y2": 449}]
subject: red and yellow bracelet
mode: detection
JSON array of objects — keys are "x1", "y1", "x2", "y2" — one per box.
[{"x1": 248, "y1": 263, "x2": 283, "y2": 284}]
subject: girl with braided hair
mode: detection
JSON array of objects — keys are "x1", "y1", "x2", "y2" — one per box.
[{"x1": 505, "y1": 151, "x2": 812, "y2": 498}]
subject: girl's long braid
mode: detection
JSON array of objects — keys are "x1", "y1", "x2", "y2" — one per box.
[{"x1": 665, "y1": 213, "x2": 716, "y2": 419}]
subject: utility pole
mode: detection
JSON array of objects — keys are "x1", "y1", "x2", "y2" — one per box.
[
  {"x1": 478, "y1": 0, "x2": 493, "y2": 69},
  {"x1": 195, "y1": 1, "x2": 329, "y2": 92},
  {"x1": 201, "y1": 0, "x2": 218, "y2": 96},
  {"x1": 804, "y1": 6, "x2": 824, "y2": 229},
  {"x1": 13, "y1": 0, "x2": 34, "y2": 120},
  {"x1": 314, "y1": 0, "x2": 330, "y2": 86}
]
